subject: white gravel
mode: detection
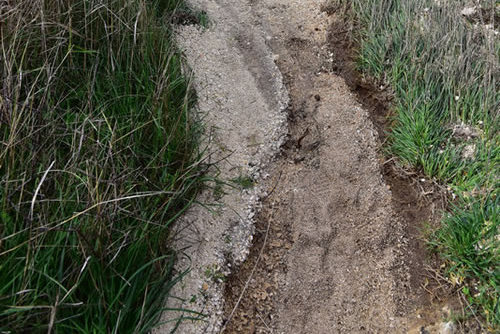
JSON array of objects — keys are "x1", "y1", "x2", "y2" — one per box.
[{"x1": 153, "y1": 1, "x2": 289, "y2": 333}]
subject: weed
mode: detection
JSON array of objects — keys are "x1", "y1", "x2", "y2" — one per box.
[
  {"x1": 231, "y1": 175, "x2": 255, "y2": 190},
  {"x1": 204, "y1": 264, "x2": 226, "y2": 283}
]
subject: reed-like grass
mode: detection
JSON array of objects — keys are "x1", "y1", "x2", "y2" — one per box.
[
  {"x1": 0, "y1": 0, "x2": 205, "y2": 332},
  {"x1": 337, "y1": 0, "x2": 499, "y2": 330}
]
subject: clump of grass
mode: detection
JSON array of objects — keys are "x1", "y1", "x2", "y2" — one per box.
[
  {"x1": 336, "y1": 0, "x2": 499, "y2": 330},
  {"x1": 430, "y1": 195, "x2": 499, "y2": 329},
  {"x1": 0, "y1": 0, "x2": 205, "y2": 332}
]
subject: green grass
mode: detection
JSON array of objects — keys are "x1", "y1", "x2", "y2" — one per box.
[
  {"x1": 0, "y1": 0, "x2": 206, "y2": 332},
  {"x1": 230, "y1": 175, "x2": 255, "y2": 190},
  {"x1": 431, "y1": 196, "x2": 499, "y2": 327},
  {"x1": 336, "y1": 0, "x2": 499, "y2": 330}
]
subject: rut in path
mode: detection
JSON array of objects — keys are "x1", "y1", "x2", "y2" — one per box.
[{"x1": 223, "y1": 1, "x2": 441, "y2": 333}]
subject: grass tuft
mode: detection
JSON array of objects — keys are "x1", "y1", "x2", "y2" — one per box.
[{"x1": 0, "y1": 0, "x2": 205, "y2": 332}]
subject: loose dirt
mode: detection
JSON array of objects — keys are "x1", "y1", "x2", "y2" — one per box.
[{"x1": 159, "y1": 1, "x2": 465, "y2": 333}]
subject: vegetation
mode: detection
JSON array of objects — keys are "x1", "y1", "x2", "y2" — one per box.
[
  {"x1": 337, "y1": 0, "x2": 499, "y2": 330},
  {"x1": 0, "y1": 0, "x2": 205, "y2": 332}
]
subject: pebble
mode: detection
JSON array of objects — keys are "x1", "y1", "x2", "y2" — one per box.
[{"x1": 440, "y1": 321, "x2": 456, "y2": 334}]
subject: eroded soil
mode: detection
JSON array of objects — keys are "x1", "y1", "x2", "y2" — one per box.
[{"x1": 223, "y1": 2, "x2": 461, "y2": 333}]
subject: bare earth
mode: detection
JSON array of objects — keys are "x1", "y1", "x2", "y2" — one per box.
[
  {"x1": 159, "y1": 1, "x2": 457, "y2": 333},
  {"x1": 224, "y1": 1, "x2": 417, "y2": 332}
]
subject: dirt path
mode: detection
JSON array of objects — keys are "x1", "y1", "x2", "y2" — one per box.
[
  {"x1": 223, "y1": 1, "x2": 449, "y2": 333},
  {"x1": 159, "y1": 1, "x2": 454, "y2": 333},
  {"x1": 223, "y1": 2, "x2": 412, "y2": 332}
]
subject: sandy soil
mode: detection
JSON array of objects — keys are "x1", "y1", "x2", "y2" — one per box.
[{"x1": 158, "y1": 1, "x2": 463, "y2": 333}]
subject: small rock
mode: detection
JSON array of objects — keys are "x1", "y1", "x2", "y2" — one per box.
[
  {"x1": 420, "y1": 327, "x2": 430, "y2": 334},
  {"x1": 440, "y1": 321, "x2": 456, "y2": 334},
  {"x1": 462, "y1": 143, "x2": 476, "y2": 160},
  {"x1": 451, "y1": 122, "x2": 480, "y2": 139},
  {"x1": 461, "y1": 7, "x2": 477, "y2": 17}
]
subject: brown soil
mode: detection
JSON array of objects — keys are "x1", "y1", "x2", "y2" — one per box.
[
  {"x1": 326, "y1": 11, "x2": 450, "y2": 311},
  {"x1": 222, "y1": 2, "x2": 466, "y2": 334}
]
